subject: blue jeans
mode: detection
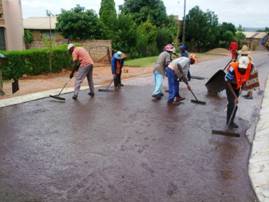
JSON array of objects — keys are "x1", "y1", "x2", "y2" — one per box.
[
  {"x1": 165, "y1": 68, "x2": 179, "y2": 102},
  {"x1": 152, "y1": 71, "x2": 163, "y2": 96}
]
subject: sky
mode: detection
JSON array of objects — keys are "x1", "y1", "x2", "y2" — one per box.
[{"x1": 21, "y1": 0, "x2": 269, "y2": 28}]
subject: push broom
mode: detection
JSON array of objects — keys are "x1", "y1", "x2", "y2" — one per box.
[
  {"x1": 49, "y1": 78, "x2": 72, "y2": 101},
  {"x1": 98, "y1": 79, "x2": 114, "y2": 92},
  {"x1": 212, "y1": 105, "x2": 240, "y2": 137},
  {"x1": 188, "y1": 87, "x2": 207, "y2": 105}
]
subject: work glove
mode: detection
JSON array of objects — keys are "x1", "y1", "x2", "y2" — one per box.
[{"x1": 69, "y1": 72, "x2": 74, "y2": 79}]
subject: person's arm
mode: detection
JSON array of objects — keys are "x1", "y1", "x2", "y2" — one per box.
[
  {"x1": 69, "y1": 60, "x2": 80, "y2": 79},
  {"x1": 226, "y1": 81, "x2": 238, "y2": 104},
  {"x1": 111, "y1": 57, "x2": 116, "y2": 75},
  {"x1": 176, "y1": 64, "x2": 191, "y2": 90},
  {"x1": 225, "y1": 67, "x2": 238, "y2": 104}
]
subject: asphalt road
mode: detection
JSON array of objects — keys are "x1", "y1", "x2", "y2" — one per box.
[{"x1": 0, "y1": 52, "x2": 268, "y2": 202}]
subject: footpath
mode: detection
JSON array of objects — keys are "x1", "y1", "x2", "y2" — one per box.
[{"x1": 249, "y1": 77, "x2": 269, "y2": 202}]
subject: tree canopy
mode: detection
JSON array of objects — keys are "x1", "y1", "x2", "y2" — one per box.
[
  {"x1": 120, "y1": 0, "x2": 168, "y2": 26},
  {"x1": 99, "y1": 0, "x2": 117, "y2": 37},
  {"x1": 56, "y1": 5, "x2": 104, "y2": 40}
]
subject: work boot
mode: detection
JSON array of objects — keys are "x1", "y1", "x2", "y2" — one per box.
[
  {"x1": 167, "y1": 100, "x2": 180, "y2": 105},
  {"x1": 229, "y1": 122, "x2": 239, "y2": 129},
  {"x1": 175, "y1": 96, "x2": 185, "y2": 102},
  {"x1": 72, "y1": 95, "x2": 77, "y2": 100},
  {"x1": 88, "y1": 92, "x2": 95, "y2": 97},
  {"x1": 120, "y1": 83, "x2": 124, "y2": 87},
  {"x1": 243, "y1": 94, "x2": 253, "y2": 99}
]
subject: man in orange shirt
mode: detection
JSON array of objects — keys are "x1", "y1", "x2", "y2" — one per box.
[{"x1": 68, "y1": 44, "x2": 95, "y2": 100}]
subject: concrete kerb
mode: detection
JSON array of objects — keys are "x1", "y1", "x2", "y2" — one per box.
[
  {"x1": 249, "y1": 76, "x2": 269, "y2": 202},
  {"x1": 0, "y1": 85, "x2": 102, "y2": 108}
]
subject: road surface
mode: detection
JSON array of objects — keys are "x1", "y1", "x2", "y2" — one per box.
[{"x1": 0, "y1": 52, "x2": 268, "y2": 202}]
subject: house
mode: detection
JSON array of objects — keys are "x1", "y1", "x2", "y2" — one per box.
[
  {"x1": 0, "y1": 0, "x2": 24, "y2": 50},
  {"x1": 23, "y1": 16, "x2": 112, "y2": 64},
  {"x1": 243, "y1": 32, "x2": 268, "y2": 50},
  {"x1": 23, "y1": 16, "x2": 65, "y2": 48}
]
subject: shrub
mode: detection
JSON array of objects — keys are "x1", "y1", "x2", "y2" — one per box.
[{"x1": 0, "y1": 46, "x2": 71, "y2": 80}]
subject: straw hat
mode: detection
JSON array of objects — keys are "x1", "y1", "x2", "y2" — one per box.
[{"x1": 239, "y1": 45, "x2": 250, "y2": 55}]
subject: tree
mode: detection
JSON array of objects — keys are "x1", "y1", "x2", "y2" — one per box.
[
  {"x1": 120, "y1": 0, "x2": 168, "y2": 26},
  {"x1": 112, "y1": 14, "x2": 137, "y2": 56},
  {"x1": 235, "y1": 31, "x2": 246, "y2": 47},
  {"x1": 99, "y1": 0, "x2": 117, "y2": 38},
  {"x1": 56, "y1": 5, "x2": 104, "y2": 40},
  {"x1": 136, "y1": 20, "x2": 158, "y2": 56},
  {"x1": 185, "y1": 6, "x2": 219, "y2": 51},
  {"x1": 24, "y1": 30, "x2": 33, "y2": 49}
]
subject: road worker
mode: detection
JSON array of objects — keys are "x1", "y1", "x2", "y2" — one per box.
[
  {"x1": 165, "y1": 54, "x2": 196, "y2": 105},
  {"x1": 68, "y1": 44, "x2": 95, "y2": 100},
  {"x1": 225, "y1": 55, "x2": 252, "y2": 128},
  {"x1": 152, "y1": 44, "x2": 174, "y2": 99}
]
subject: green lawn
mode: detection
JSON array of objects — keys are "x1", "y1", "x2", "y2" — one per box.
[{"x1": 125, "y1": 56, "x2": 157, "y2": 67}]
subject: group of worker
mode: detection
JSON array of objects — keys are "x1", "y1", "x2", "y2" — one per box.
[
  {"x1": 152, "y1": 43, "x2": 196, "y2": 105},
  {"x1": 152, "y1": 42, "x2": 258, "y2": 129},
  {"x1": 67, "y1": 41, "x2": 257, "y2": 129},
  {"x1": 67, "y1": 43, "x2": 126, "y2": 100}
]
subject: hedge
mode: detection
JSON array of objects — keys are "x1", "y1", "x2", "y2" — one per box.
[{"x1": 0, "y1": 46, "x2": 72, "y2": 80}]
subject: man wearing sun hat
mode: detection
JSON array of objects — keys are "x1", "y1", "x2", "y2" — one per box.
[
  {"x1": 224, "y1": 53, "x2": 252, "y2": 128},
  {"x1": 238, "y1": 45, "x2": 260, "y2": 99},
  {"x1": 111, "y1": 51, "x2": 126, "y2": 89},
  {"x1": 165, "y1": 54, "x2": 196, "y2": 105},
  {"x1": 68, "y1": 43, "x2": 95, "y2": 100},
  {"x1": 152, "y1": 44, "x2": 174, "y2": 99}
]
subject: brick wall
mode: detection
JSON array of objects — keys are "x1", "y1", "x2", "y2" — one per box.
[{"x1": 28, "y1": 36, "x2": 112, "y2": 64}]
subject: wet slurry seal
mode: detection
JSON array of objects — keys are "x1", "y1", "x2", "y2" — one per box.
[
  {"x1": 1, "y1": 53, "x2": 269, "y2": 202},
  {"x1": 0, "y1": 85, "x2": 257, "y2": 202}
]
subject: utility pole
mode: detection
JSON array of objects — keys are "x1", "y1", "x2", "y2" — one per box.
[
  {"x1": 46, "y1": 10, "x2": 53, "y2": 72},
  {"x1": 182, "y1": 0, "x2": 186, "y2": 44}
]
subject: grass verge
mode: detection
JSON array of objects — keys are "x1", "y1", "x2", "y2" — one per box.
[{"x1": 125, "y1": 56, "x2": 157, "y2": 67}]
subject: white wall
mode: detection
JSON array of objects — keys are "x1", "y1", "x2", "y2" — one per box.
[{"x1": 3, "y1": 0, "x2": 24, "y2": 50}]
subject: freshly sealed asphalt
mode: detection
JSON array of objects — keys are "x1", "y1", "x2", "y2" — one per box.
[{"x1": 0, "y1": 52, "x2": 268, "y2": 202}]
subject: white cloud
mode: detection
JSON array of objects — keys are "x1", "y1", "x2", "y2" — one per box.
[{"x1": 21, "y1": 0, "x2": 269, "y2": 28}]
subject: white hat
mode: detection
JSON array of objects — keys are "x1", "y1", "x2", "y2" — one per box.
[
  {"x1": 238, "y1": 56, "x2": 249, "y2": 69},
  {"x1": 114, "y1": 51, "x2": 122, "y2": 59},
  {"x1": 67, "y1": 43, "x2": 75, "y2": 50}
]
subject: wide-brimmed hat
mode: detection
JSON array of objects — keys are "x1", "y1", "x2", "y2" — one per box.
[
  {"x1": 238, "y1": 56, "x2": 250, "y2": 69},
  {"x1": 164, "y1": 44, "x2": 174, "y2": 52},
  {"x1": 114, "y1": 51, "x2": 127, "y2": 59},
  {"x1": 239, "y1": 45, "x2": 250, "y2": 55},
  {"x1": 67, "y1": 43, "x2": 75, "y2": 50}
]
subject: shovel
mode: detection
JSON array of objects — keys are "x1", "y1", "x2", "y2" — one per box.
[
  {"x1": 212, "y1": 105, "x2": 240, "y2": 137},
  {"x1": 205, "y1": 59, "x2": 232, "y2": 95},
  {"x1": 49, "y1": 78, "x2": 72, "y2": 101}
]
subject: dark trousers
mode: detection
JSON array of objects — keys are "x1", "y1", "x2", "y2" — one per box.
[
  {"x1": 226, "y1": 85, "x2": 240, "y2": 125},
  {"x1": 114, "y1": 70, "x2": 122, "y2": 88}
]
